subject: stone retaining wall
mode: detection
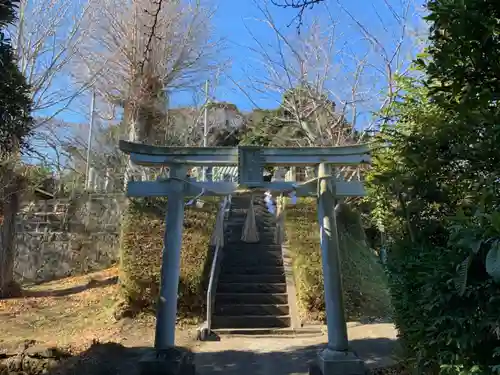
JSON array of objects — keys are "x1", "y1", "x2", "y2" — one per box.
[{"x1": 14, "y1": 194, "x2": 125, "y2": 284}]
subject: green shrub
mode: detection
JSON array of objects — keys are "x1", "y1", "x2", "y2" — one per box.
[
  {"x1": 366, "y1": 74, "x2": 500, "y2": 373},
  {"x1": 387, "y1": 239, "x2": 500, "y2": 374},
  {"x1": 118, "y1": 197, "x2": 217, "y2": 320},
  {"x1": 286, "y1": 198, "x2": 391, "y2": 322}
]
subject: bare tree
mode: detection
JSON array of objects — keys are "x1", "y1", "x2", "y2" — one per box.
[
  {"x1": 71, "y1": 0, "x2": 225, "y2": 187},
  {"x1": 243, "y1": 8, "x2": 367, "y2": 147},
  {"x1": 244, "y1": 0, "x2": 423, "y2": 147},
  {"x1": 233, "y1": 0, "x2": 423, "y2": 186},
  {"x1": 76, "y1": 0, "x2": 224, "y2": 144},
  {"x1": 0, "y1": 0, "x2": 91, "y2": 297},
  {"x1": 11, "y1": 0, "x2": 94, "y2": 122},
  {"x1": 330, "y1": 0, "x2": 425, "y2": 114},
  {"x1": 28, "y1": 118, "x2": 75, "y2": 173},
  {"x1": 271, "y1": 0, "x2": 326, "y2": 29}
]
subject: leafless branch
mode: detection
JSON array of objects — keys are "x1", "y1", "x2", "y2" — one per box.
[
  {"x1": 77, "y1": 0, "x2": 227, "y2": 145},
  {"x1": 270, "y1": 0, "x2": 325, "y2": 30},
  {"x1": 241, "y1": 4, "x2": 372, "y2": 147},
  {"x1": 11, "y1": 0, "x2": 95, "y2": 125},
  {"x1": 332, "y1": 0, "x2": 421, "y2": 116}
]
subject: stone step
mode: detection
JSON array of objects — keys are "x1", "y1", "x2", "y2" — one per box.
[
  {"x1": 228, "y1": 207, "x2": 273, "y2": 215},
  {"x1": 216, "y1": 292, "x2": 288, "y2": 305},
  {"x1": 222, "y1": 256, "x2": 283, "y2": 267},
  {"x1": 229, "y1": 209, "x2": 274, "y2": 217},
  {"x1": 225, "y1": 234, "x2": 278, "y2": 246},
  {"x1": 229, "y1": 205, "x2": 274, "y2": 213},
  {"x1": 221, "y1": 266, "x2": 285, "y2": 275},
  {"x1": 227, "y1": 219, "x2": 275, "y2": 226},
  {"x1": 231, "y1": 197, "x2": 267, "y2": 204},
  {"x1": 222, "y1": 255, "x2": 284, "y2": 265},
  {"x1": 230, "y1": 207, "x2": 271, "y2": 214},
  {"x1": 226, "y1": 221, "x2": 276, "y2": 230},
  {"x1": 217, "y1": 282, "x2": 287, "y2": 294},
  {"x1": 215, "y1": 303, "x2": 290, "y2": 316},
  {"x1": 223, "y1": 243, "x2": 282, "y2": 252},
  {"x1": 226, "y1": 220, "x2": 276, "y2": 228},
  {"x1": 230, "y1": 197, "x2": 267, "y2": 203},
  {"x1": 227, "y1": 228, "x2": 277, "y2": 236},
  {"x1": 226, "y1": 234, "x2": 277, "y2": 243},
  {"x1": 211, "y1": 315, "x2": 291, "y2": 329},
  {"x1": 227, "y1": 220, "x2": 276, "y2": 226},
  {"x1": 218, "y1": 273, "x2": 286, "y2": 284},
  {"x1": 223, "y1": 250, "x2": 283, "y2": 261},
  {"x1": 225, "y1": 227, "x2": 272, "y2": 234}
]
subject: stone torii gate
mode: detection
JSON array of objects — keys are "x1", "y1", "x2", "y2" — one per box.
[{"x1": 119, "y1": 140, "x2": 370, "y2": 375}]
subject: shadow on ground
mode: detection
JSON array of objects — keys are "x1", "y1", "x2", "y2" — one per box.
[
  {"x1": 21, "y1": 276, "x2": 118, "y2": 298},
  {"x1": 2, "y1": 337, "x2": 401, "y2": 375},
  {"x1": 195, "y1": 337, "x2": 399, "y2": 375}
]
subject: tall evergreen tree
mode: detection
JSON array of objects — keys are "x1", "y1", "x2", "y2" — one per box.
[
  {"x1": 0, "y1": 0, "x2": 32, "y2": 154},
  {"x1": 0, "y1": 0, "x2": 33, "y2": 298}
]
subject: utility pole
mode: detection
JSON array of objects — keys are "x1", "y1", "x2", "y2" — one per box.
[
  {"x1": 85, "y1": 90, "x2": 96, "y2": 190},
  {"x1": 202, "y1": 80, "x2": 209, "y2": 181},
  {"x1": 203, "y1": 80, "x2": 209, "y2": 147}
]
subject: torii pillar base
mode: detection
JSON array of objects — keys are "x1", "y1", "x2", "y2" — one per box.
[
  {"x1": 310, "y1": 347, "x2": 366, "y2": 375},
  {"x1": 139, "y1": 347, "x2": 195, "y2": 375}
]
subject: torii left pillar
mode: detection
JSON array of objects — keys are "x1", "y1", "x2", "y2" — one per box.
[
  {"x1": 139, "y1": 165, "x2": 196, "y2": 375},
  {"x1": 155, "y1": 165, "x2": 186, "y2": 348}
]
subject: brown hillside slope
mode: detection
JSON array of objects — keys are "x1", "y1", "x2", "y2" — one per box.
[{"x1": 0, "y1": 268, "x2": 195, "y2": 355}]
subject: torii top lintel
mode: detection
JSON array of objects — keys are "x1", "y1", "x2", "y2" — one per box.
[{"x1": 118, "y1": 140, "x2": 371, "y2": 167}]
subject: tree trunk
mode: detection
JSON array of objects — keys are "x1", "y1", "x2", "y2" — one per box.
[{"x1": 0, "y1": 169, "x2": 21, "y2": 298}]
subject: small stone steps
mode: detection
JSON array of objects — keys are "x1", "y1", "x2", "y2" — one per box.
[
  {"x1": 226, "y1": 231, "x2": 276, "y2": 241},
  {"x1": 226, "y1": 224, "x2": 276, "y2": 233},
  {"x1": 212, "y1": 315, "x2": 291, "y2": 329},
  {"x1": 212, "y1": 193, "x2": 291, "y2": 331},
  {"x1": 221, "y1": 265, "x2": 284, "y2": 275},
  {"x1": 222, "y1": 255, "x2": 284, "y2": 267},
  {"x1": 223, "y1": 249, "x2": 283, "y2": 258},
  {"x1": 229, "y1": 212, "x2": 275, "y2": 220},
  {"x1": 215, "y1": 293, "x2": 289, "y2": 305},
  {"x1": 218, "y1": 273, "x2": 285, "y2": 283},
  {"x1": 215, "y1": 303, "x2": 290, "y2": 316},
  {"x1": 223, "y1": 242, "x2": 282, "y2": 251},
  {"x1": 217, "y1": 282, "x2": 287, "y2": 294}
]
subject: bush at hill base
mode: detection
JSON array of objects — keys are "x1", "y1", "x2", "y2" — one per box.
[
  {"x1": 118, "y1": 197, "x2": 217, "y2": 320},
  {"x1": 285, "y1": 198, "x2": 391, "y2": 322}
]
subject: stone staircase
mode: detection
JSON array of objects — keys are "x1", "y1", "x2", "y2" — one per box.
[{"x1": 212, "y1": 194, "x2": 291, "y2": 330}]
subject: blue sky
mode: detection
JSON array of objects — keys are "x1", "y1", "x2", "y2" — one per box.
[
  {"x1": 175, "y1": 0, "x2": 426, "y2": 120},
  {"x1": 30, "y1": 0, "x2": 426, "y2": 169},
  {"x1": 54, "y1": 0, "x2": 427, "y2": 131}
]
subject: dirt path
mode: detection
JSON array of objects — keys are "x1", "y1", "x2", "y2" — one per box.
[
  {"x1": 0, "y1": 268, "x2": 196, "y2": 354},
  {"x1": 194, "y1": 323, "x2": 399, "y2": 375},
  {"x1": 1, "y1": 268, "x2": 399, "y2": 374}
]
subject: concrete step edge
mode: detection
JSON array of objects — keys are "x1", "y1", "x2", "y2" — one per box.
[
  {"x1": 213, "y1": 326, "x2": 323, "y2": 336},
  {"x1": 216, "y1": 292, "x2": 288, "y2": 296},
  {"x1": 218, "y1": 282, "x2": 286, "y2": 285},
  {"x1": 213, "y1": 314, "x2": 291, "y2": 319},
  {"x1": 215, "y1": 303, "x2": 290, "y2": 309}
]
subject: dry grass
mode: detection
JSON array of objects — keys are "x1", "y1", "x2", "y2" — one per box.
[
  {"x1": 285, "y1": 198, "x2": 391, "y2": 323},
  {"x1": 0, "y1": 268, "x2": 197, "y2": 355},
  {"x1": 0, "y1": 197, "x2": 217, "y2": 356},
  {"x1": 118, "y1": 197, "x2": 218, "y2": 320}
]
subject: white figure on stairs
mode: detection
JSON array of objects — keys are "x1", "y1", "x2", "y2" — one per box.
[{"x1": 264, "y1": 191, "x2": 276, "y2": 214}]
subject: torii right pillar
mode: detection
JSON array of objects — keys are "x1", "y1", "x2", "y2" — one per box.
[{"x1": 312, "y1": 163, "x2": 365, "y2": 375}]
